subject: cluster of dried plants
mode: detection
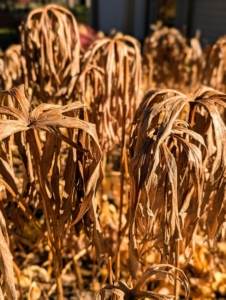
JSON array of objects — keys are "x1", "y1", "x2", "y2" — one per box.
[
  {"x1": 2, "y1": 3, "x2": 226, "y2": 300},
  {"x1": 0, "y1": 5, "x2": 143, "y2": 299},
  {"x1": 142, "y1": 26, "x2": 226, "y2": 95}
]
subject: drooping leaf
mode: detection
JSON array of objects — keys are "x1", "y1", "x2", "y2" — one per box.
[
  {"x1": 128, "y1": 86, "x2": 226, "y2": 276},
  {"x1": 0, "y1": 210, "x2": 17, "y2": 300}
]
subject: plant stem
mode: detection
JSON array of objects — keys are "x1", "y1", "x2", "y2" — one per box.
[
  {"x1": 53, "y1": 250, "x2": 64, "y2": 299},
  {"x1": 108, "y1": 256, "x2": 113, "y2": 284},
  {"x1": 174, "y1": 239, "x2": 181, "y2": 300},
  {"x1": 26, "y1": 130, "x2": 63, "y2": 300},
  {"x1": 116, "y1": 56, "x2": 129, "y2": 280},
  {"x1": 72, "y1": 248, "x2": 84, "y2": 291},
  {"x1": 13, "y1": 261, "x2": 23, "y2": 300}
]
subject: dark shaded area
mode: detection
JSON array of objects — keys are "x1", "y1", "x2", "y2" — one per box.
[
  {"x1": 157, "y1": 0, "x2": 176, "y2": 27},
  {"x1": 0, "y1": 10, "x2": 26, "y2": 50}
]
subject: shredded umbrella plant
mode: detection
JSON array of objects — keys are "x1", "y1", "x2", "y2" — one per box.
[
  {"x1": 0, "y1": 85, "x2": 104, "y2": 300},
  {"x1": 97, "y1": 264, "x2": 190, "y2": 300},
  {"x1": 3, "y1": 4, "x2": 226, "y2": 297},
  {"x1": 185, "y1": 31, "x2": 204, "y2": 93},
  {"x1": 0, "y1": 44, "x2": 25, "y2": 91},
  {"x1": 143, "y1": 25, "x2": 188, "y2": 91},
  {"x1": 78, "y1": 32, "x2": 142, "y2": 152},
  {"x1": 20, "y1": 4, "x2": 80, "y2": 104},
  {"x1": 128, "y1": 85, "x2": 226, "y2": 297},
  {"x1": 76, "y1": 33, "x2": 143, "y2": 282},
  {"x1": 203, "y1": 35, "x2": 226, "y2": 93}
]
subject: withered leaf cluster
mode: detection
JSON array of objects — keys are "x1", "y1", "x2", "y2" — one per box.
[
  {"x1": 203, "y1": 35, "x2": 226, "y2": 92},
  {"x1": 1, "y1": 5, "x2": 143, "y2": 155},
  {"x1": 0, "y1": 45, "x2": 25, "y2": 91},
  {"x1": 143, "y1": 27, "x2": 188, "y2": 90},
  {"x1": 186, "y1": 34, "x2": 204, "y2": 91},
  {"x1": 77, "y1": 33, "x2": 142, "y2": 151},
  {"x1": 20, "y1": 4, "x2": 80, "y2": 103},
  {"x1": 129, "y1": 86, "x2": 226, "y2": 277},
  {"x1": 3, "y1": 3, "x2": 226, "y2": 298},
  {"x1": 97, "y1": 264, "x2": 190, "y2": 300},
  {"x1": 143, "y1": 26, "x2": 204, "y2": 93},
  {"x1": 0, "y1": 85, "x2": 104, "y2": 296}
]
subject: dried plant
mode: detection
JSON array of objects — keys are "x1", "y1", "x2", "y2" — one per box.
[
  {"x1": 97, "y1": 264, "x2": 190, "y2": 300},
  {"x1": 78, "y1": 33, "x2": 142, "y2": 151},
  {"x1": 0, "y1": 210, "x2": 17, "y2": 299},
  {"x1": 143, "y1": 26, "x2": 188, "y2": 91},
  {"x1": 20, "y1": 4, "x2": 80, "y2": 104},
  {"x1": 3, "y1": 4, "x2": 226, "y2": 297},
  {"x1": 0, "y1": 85, "x2": 103, "y2": 299},
  {"x1": 185, "y1": 34, "x2": 204, "y2": 92},
  {"x1": 128, "y1": 86, "x2": 226, "y2": 278},
  {"x1": 203, "y1": 36, "x2": 226, "y2": 92},
  {"x1": 0, "y1": 45, "x2": 25, "y2": 91}
]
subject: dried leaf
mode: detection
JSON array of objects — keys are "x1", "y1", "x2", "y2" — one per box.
[{"x1": 0, "y1": 210, "x2": 17, "y2": 300}]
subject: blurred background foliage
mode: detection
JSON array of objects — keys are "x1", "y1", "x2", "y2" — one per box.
[{"x1": 0, "y1": 0, "x2": 90, "y2": 50}]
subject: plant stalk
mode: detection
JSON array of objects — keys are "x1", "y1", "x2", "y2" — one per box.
[
  {"x1": 26, "y1": 130, "x2": 63, "y2": 300},
  {"x1": 116, "y1": 55, "x2": 129, "y2": 280},
  {"x1": 174, "y1": 239, "x2": 181, "y2": 300}
]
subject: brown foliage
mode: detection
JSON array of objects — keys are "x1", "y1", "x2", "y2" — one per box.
[
  {"x1": 0, "y1": 210, "x2": 17, "y2": 299},
  {"x1": 20, "y1": 5, "x2": 80, "y2": 103},
  {"x1": 186, "y1": 34, "x2": 204, "y2": 92},
  {"x1": 203, "y1": 36, "x2": 226, "y2": 92},
  {"x1": 143, "y1": 26, "x2": 188, "y2": 90},
  {"x1": 129, "y1": 86, "x2": 226, "y2": 277},
  {"x1": 143, "y1": 26, "x2": 204, "y2": 93},
  {"x1": 97, "y1": 264, "x2": 190, "y2": 300},
  {"x1": 77, "y1": 33, "x2": 142, "y2": 151},
  {"x1": 0, "y1": 45, "x2": 24, "y2": 91},
  {"x1": 0, "y1": 85, "x2": 104, "y2": 297},
  {"x1": 3, "y1": 6, "x2": 226, "y2": 298}
]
